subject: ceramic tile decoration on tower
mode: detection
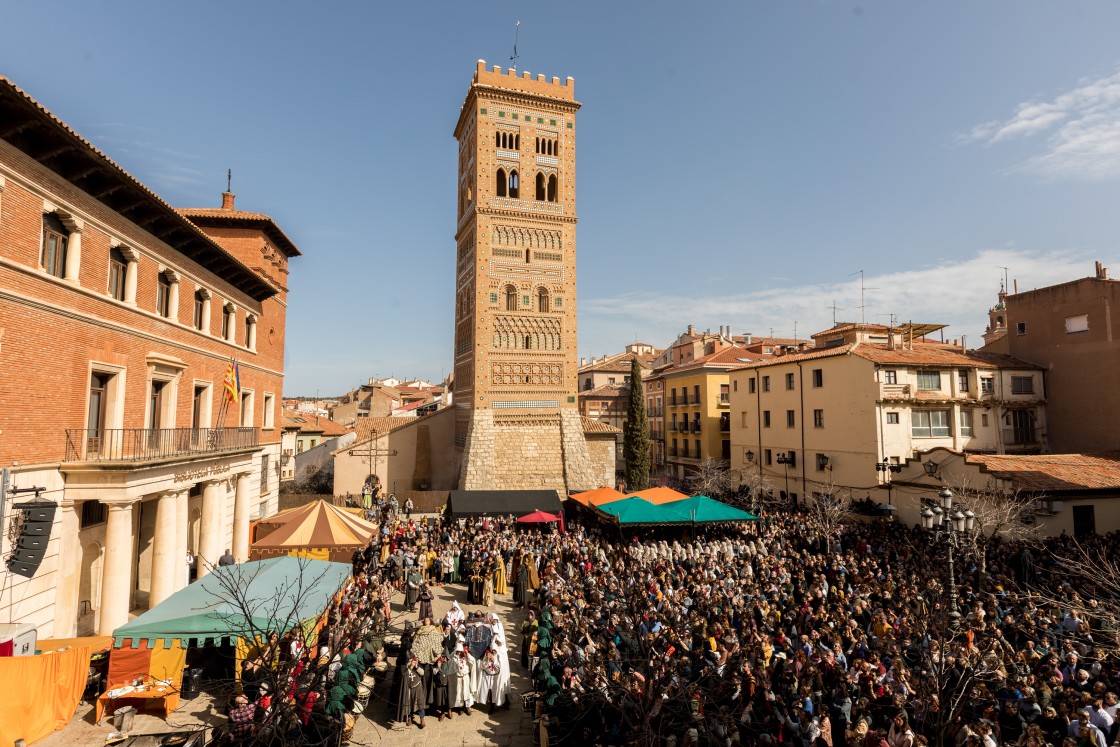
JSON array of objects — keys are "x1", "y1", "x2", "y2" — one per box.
[{"x1": 451, "y1": 61, "x2": 604, "y2": 492}]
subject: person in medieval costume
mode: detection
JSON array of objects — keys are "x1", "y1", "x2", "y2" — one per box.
[
  {"x1": 513, "y1": 555, "x2": 530, "y2": 608},
  {"x1": 482, "y1": 564, "x2": 495, "y2": 607},
  {"x1": 404, "y1": 567, "x2": 423, "y2": 612},
  {"x1": 451, "y1": 647, "x2": 474, "y2": 715},
  {"x1": 444, "y1": 600, "x2": 465, "y2": 630},
  {"x1": 399, "y1": 653, "x2": 427, "y2": 728},
  {"x1": 494, "y1": 552, "x2": 508, "y2": 595},
  {"x1": 475, "y1": 646, "x2": 502, "y2": 713},
  {"x1": 428, "y1": 653, "x2": 458, "y2": 721},
  {"x1": 490, "y1": 635, "x2": 511, "y2": 709},
  {"x1": 418, "y1": 583, "x2": 434, "y2": 621},
  {"x1": 520, "y1": 610, "x2": 538, "y2": 669}
]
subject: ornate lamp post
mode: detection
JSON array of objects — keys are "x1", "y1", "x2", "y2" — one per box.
[
  {"x1": 919, "y1": 485, "x2": 975, "y2": 629},
  {"x1": 875, "y1": 456, "x2": 902, "y2": 504}
]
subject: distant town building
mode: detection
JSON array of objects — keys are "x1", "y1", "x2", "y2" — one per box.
[
  {"x1": 982, "y1": 262, "x2": 1120, "y2": 453},
  {"x1": 729, "y1": 322, "x2": 1046, "y2": 522}
]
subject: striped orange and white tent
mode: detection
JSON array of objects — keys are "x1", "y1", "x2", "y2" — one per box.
[{"x1": 250, "y1": 500, "x2": 378, "y2": 562}]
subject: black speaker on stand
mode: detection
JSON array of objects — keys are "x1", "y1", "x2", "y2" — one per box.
[{"x1": 6, "y1": 502, "x2": 56, "y2": 578}]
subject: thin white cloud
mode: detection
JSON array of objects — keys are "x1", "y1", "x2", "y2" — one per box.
[
  {"x1": 960, "y1": 70, "x2": 1120, "y2": 180},
  {"x1": 581, "y1": 248, "x2": 1101, "y2": 353}
]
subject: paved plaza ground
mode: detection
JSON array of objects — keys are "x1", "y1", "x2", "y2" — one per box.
[{"x1": 38, "y1": 566, "x2": 537, "y2": 747}]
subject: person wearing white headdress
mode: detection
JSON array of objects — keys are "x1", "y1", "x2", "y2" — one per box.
[
  {"x1": 475, "y1": 646, "x2": 501, "y2": 713},
  {"x1": 489, "y1": 612, "x2": 506, "y2": 643},
  {"x1": 489, "y1": 635, "x2": 511, "y2": 709},
  {"x1": 445, "y1": 600, "x2": 465, "y2": 629}
]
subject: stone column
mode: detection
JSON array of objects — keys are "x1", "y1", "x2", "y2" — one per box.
[
  {"x1": 148, "y1": 491, "x2": 179, "y2": 606},
  {"x1": 62, "y1": 223, "x2": 83, "y2": 283},
  {"x1": 53, "y1": 501, "x2": 82, "y2": 638},
  {"x1": 175, "y1": 489, "x2": 189, "y2": 589},
  {"x1": 232, "y1": 472, "x2": 252, "y2": 562},
  {"x1": 99, "y1": 502, "x2": 136, "y2": 636},
  {"x1": 197, "y1": 480, "x2": 223, "y2": 577}
]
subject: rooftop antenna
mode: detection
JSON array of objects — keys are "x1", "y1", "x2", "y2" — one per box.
[
  {"x1": 996, "y1": 266, "x2": 1009, "y2": 293},
  {"x1": 226, "y1": 168, "x2": 232, "y2": 192},
  {"x1": 827, "y1": 300, "x2": 845, "y2": 325},
  {"x1": 849, "y1": 269, "x2": 879, "y2": 324},
  {"x1": 510, "y1": 20, "x2": 520, "y2": 67},
  {"x1": 793, "y1": 321, "x2": 798, "y2": 340}
]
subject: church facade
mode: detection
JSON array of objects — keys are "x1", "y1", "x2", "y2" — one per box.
[{"x1": 451, "y1": 60, "x2": 610, "y2": 492}]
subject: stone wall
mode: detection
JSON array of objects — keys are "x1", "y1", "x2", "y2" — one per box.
[{"x1": 585, "y1": 434, "x2": 618, "y2": 490}]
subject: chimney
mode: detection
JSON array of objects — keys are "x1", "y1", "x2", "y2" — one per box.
[
  {"x1": 687, "y1": 325, "x2": 695, "y2": 336},
  {"x1": 221, "y1": 191, "x2": 235, "y2": 210},
  {"x1": 1096, "y1": 261, "x2": 1109, "y2": 280},
  {"x1": 726, "y1": 324, "x2": 732, "y2": 339},
  {"x1": 744, "y1": 333, "x2": 752, "y2": 344}
]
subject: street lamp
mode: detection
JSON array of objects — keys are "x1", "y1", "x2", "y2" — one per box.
[
  {"x1": 875, "y1": 457, "x2": 902, "y2": 505},
  {"x1": 919, "y1": 487, "x2": 975, "y2": 629},
  {"x1": 776, "y1": 452, "x2": 796, "y2": 505}
]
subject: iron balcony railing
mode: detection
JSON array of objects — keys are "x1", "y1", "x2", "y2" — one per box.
[
  {"x1": 690, "y1": 422, "x2": 702, "y2": 433},
  {"x1": 65, "y1": 427, "x2": 259, "y2": 463},
  {"x1": 1003, "y1": 428, "x2": 1038, "y2": 446}
]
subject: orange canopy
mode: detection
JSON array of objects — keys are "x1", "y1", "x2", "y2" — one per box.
[
  {"x1": 250, "y1": 500, "x2": 378, "y2": 562},
  {"x1": 568, "y1": 486, "x2": 627, "y2": 507},
  {"x1": 628, "y1": 487, "x2": 690, "y2": 504}
]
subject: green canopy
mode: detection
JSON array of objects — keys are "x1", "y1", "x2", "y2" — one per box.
[
  {"x1": 672, "y1": 496, "x2": 760, "y2": 523},
  {"x1": 112, "y1": 556, "x2": 351, "y2": 647},
  {"x1": 595, "y1": 495, "x2": 758, "y2": 526},
  {"x1": 597, "y1": 497, "x2": 692, "y2": 525}
]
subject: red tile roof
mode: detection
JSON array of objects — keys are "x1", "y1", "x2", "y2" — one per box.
[
  {"x1": 178, "y1": 206, "x2": 301, "y2": 258},
  {"x1": 966, "y1": 452, "x2": 1120, "y2": 492},
  {"x1": 730, "y1": 342, "x2": 1040, "y2": 371},
  {"x1": 281, "y1": 412, "x2": 351, "y2": 437},
  {"x1": 579, "y1": 384, "x2": 627, "y2": 398},
  {"x1": 581, "y1": 416, "x2": 622, "y2": 434}
]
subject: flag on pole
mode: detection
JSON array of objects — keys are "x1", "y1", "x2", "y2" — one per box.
[{"x1": 223, "y1": 359, "x2": 241, "y2": 404}]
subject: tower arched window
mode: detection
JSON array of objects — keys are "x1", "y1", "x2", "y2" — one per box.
[
  {"x1": 538, "y1": 287, "x2": 550, "y2": 312},
  {"x1": 495, "y1": 132, "x2": 501, "y2": 148},
  {"x1": 547, "y1": 174, "x2": 558, "y2": 202},
  {"x1": 496, "y1": 168, "x2": 507, "y2": 197},
  {"x1": 504, "y1": 285, "x2": 517, "y2": 311},
  {"x1": 508, "y1": 170, "x2": 519, "y2": 198},
  {"x1": 535, "y1": 172, "x2": 546, "y2": 201}
]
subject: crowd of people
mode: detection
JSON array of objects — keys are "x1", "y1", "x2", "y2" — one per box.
[{"x1": 220, "y1": 496, "x2": 1120, "y2": 747}]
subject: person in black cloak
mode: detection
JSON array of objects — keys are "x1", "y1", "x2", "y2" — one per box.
[
  {"x1": 514, "y1": 554, "x2": 530, "y2": 608},
  {"x1": 389, "y1": 622, "x2": 416, "y2": 719},
  {"x1": 398, "y1": 652, "x2": 427, "y2": 728},
  {"x1": 418, "y1": 583, "x2": 434, "y2": 621}
]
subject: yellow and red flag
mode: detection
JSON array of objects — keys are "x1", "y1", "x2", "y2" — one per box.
[{"x1": 223, "y1": 359, "x2": 241, "y2": 404}]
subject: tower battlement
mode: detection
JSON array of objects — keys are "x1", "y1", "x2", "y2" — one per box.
[{"x1": 474, "y1": 59, "x2": 576, "y2": 100}]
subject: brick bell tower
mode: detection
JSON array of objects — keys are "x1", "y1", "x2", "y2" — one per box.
[{"x1": 451, "y1": 60, "x2": 595, "y2": 492}]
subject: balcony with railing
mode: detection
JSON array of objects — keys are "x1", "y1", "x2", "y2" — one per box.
[
  {"x1": 718, "y1": 393, "x2": 730, "y2": 407},
  {"x1": 719, "y1": 414, "x2": 730, "y2": 432},
  {"x1": 65, "y1": 427, "x2": 259, "y2": 463},
  {"x1": 689, "y1": 421, "x2": 702, "y2": 434},
  {"x1": 1002, "y1": 428, "x2": 1038, "y2": 447}
]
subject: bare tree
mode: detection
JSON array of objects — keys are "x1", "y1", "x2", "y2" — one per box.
[
  {"x1": 732, "y1": 469, "x2": 776, "y2": 514},
  {"x1": 806, "y1": 475, "x2": 853, "y2": 550},
  {"x1": 687, "y1": 457, "x2": 735, "y2": 498},
  {"x1": 942, "y1": 478, "x2": 1041, "y2": 589},
  {"x1": 1022, "y1": 537, "x2": 1120, "y2": 654}
]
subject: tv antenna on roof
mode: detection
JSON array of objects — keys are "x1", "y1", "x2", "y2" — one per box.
[
  {"x1": 510, "y1": 20, "x2": 520, "y2": 66},
  {"x1": 226, "y1": 168, "x2": 232, "y2": 192},
  {"x1": 996, "y1": 265, "x2": 1009, "y2": 293},
  {"x1": 849, "y1": 269, "x2": 879, "y2": 324},
  {"x1": 827, "y1": 300, "x2": 845, "y2": 325}
]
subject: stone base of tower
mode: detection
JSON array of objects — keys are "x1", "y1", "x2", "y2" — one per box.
[{"x1": 457, "y1": 409, "x2": 606, "y2": 493}]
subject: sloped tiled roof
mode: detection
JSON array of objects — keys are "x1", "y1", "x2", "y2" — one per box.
[
  {"x1": 281, "y1": 412, "x2": 350, "y2": 437},
  {"x1": 966, "y1": 452, "x2": 1120, "y2": 492},
  {"x1": 853, "y1": 344, "x2": 1042, "y2": 370},
  {"x1": 579, "y1": 351, "x2": 658, "y2": 373},
  {"x1": 669, "y1": 344, "x2": 768, "y2": 374},
  {"x1": 579, "y1": 384, "x2": 627, "y2": 398},
  {"x1": 0, "y1": 76, "x2": 279, "y2": 301},
  {"x1": 730, "y1": 342, "x2": 1039, "y2": 371},
  {"x1": 178, "y1": 206, "x2": 301, "y2": 258},
  {"x1": 581, "y1": 416, "x2": 622, "y2": 434},
  {"x1": 353, "y1": 416, "x2": 417, "y2": 443}
]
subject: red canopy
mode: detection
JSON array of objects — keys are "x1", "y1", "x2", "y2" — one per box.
[{"x1": 515, "y1": 509, "x2": 565, "y2": 532}]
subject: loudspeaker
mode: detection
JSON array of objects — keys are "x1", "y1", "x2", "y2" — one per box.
[{"x1": 6, "y1": 502, "x2": 56, "y2": 578}]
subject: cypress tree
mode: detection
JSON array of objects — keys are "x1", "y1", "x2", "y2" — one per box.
[{"x1": 623, "y1": 357, "x2": 650, "y2": 491}]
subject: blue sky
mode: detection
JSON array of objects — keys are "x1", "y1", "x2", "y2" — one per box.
[{"x1": 5, "y1": 2, "x2": 1120, "y2": 395}]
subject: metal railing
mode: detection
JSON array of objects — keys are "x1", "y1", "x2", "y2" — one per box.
[
  {"x1": 65, "y1": 427, "x2": 259, "y2": 462},
  {"x1": 690, "y1": 422, "x2": 702, "y2": 433},
  {"x1": 1003, "y1": 428, "x2": 1038, "y2": 446}
]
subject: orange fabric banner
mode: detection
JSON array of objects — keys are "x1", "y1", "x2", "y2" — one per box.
[{"x1": 0, "y1": 641, "x2": 93, "y2": 745}]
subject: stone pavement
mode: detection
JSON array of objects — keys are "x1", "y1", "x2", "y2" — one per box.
[{"x1": 38, "y1": 571, "x2": 536, "y2": 747}]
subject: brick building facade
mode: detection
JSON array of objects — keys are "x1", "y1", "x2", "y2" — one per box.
[
  {"x1": 451, "y1": 61, "x2": 608, "y2": 492},
  {"x1": 0, "y1": 77, "x2": 300, "y2": 637}
]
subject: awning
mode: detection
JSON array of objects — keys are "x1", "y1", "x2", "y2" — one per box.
[
  {"x1": 516, "y1": 510, "x2": 561, "y2": 523},
  {"x1": 446, "y1": 490, "x2": 563, "y2": 518},
  {"x1": 595, "y1": 495, "x2": 759, "y2": 526},
  {"x1": 112, "y1": 556, "x2": 351, "y2": 648},
  {"x1": 568, "y1": 486, "x2": 627, "y2": 507},
  {"x1": 628, "y1": 486, "x2": 690, "y2": 504}
]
